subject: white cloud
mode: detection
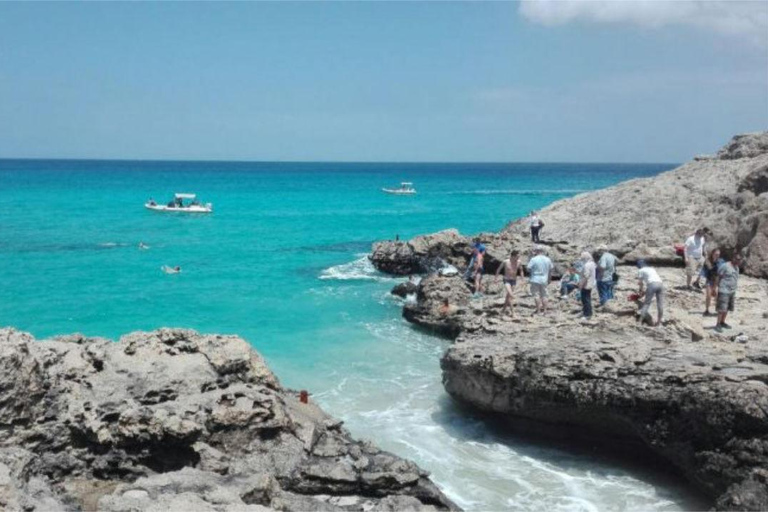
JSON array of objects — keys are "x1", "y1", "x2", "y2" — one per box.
[{"x1": 519, "y1": 0, "x2": 768, "y2": 46}]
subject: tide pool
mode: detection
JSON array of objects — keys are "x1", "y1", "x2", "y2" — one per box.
[{"x1": 1, "y1": 159, "x2": 701, "y2": 510}]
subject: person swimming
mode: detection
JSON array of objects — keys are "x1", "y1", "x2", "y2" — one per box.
[
  {"x1": 161, "y1": 265, "x2": 181, "y2": 274},
  {"x1": 139, "y1": 242, "x2": 149, "y2": 250}
]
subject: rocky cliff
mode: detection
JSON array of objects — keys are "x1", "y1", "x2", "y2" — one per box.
[
  {"x1": 0, "y1": 328, "x2": 457, "y2": 511},
  {"x1": 369, "y1": 132, "x2": 768, "y2": 510},
  {"x1": 409, "y1": 265, "x2": 768, "y2": 510},
  {"x1": 370, "y1": 132, "x2": 768, "y2": 278}
]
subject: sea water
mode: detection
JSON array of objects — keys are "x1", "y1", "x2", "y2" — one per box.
[{"x1": 0, "y1": 159, "x2": 700, "y2": 510}]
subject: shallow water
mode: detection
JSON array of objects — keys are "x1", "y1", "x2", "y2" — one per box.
[{"x1": 0, "y1": 159, "x2": 700, "y2": 510}]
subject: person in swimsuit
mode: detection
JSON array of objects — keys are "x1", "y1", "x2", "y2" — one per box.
[
  {"x1": 473, "y1": 244, "x2": 485, "y2": 295},
  {"x1": 495, "y1": 250, "x2": 524, "y2": 316}
]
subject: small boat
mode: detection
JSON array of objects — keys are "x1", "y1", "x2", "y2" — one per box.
[
  {"x1": 145, "y1": 193, "x2": 213, "y2": 213},
  {"x1": 382, "y1": 182, "x2": 416, "y2": 195}
]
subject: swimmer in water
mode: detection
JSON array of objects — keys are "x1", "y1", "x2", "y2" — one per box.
[
  {"x1": 162, "y1": 265, "x2": 181, "y2": 274},
  {"x1": 139, "y1": 242, "x2": 149, "y2": 250}
]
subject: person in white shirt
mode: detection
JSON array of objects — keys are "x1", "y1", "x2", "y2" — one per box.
[
  {"x1": 578, "y1": 252, "x2": 597, "y2": 318},
  {"x1": 636, "y1": 259, "x2": 664, "y2": 326},
  {"x1": 526, "y1": 246, "x2": 553, "y2": 314},
  {"x1": 528, "y1": 211, "x2": 543, "y2": 243},
  {"x1": 684, "y1": 229, "x2": 706, "y2": 289}
]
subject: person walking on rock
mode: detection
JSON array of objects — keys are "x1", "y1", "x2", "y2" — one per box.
[
  {"x1": 495, "y1": 249, "x2": 524, "y2": 317},
  {"x1": 702, "y1": 248, "x2": 724, "y2": 316},
  {"x1": 529, "y1": 211, "x2": 543, "y2": 243},
  {"x1": 596, "y1": 245, "x2": 618, "y2": 307},
  {"x1": 526, "y1": 246, "x2": 552, "y2": 314},
  {"x1": 714, "y1": 251, "x2": 742, "y2": 332},
  {"x1": 579, "y1": 252, "x2": 597, "y2": 319},
  {"x1": 472, "y1": 243, "x2": 485, "y2": 296},
  {"x1": 684, "y1": 229, "x2": 706, "y2": 290},
  {"x1": 636, "y1": 260, "x2": 664, "y2": 326}
]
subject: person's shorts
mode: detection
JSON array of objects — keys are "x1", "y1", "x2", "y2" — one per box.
[
  {"x1": 504, "y1": 278, "x2": 517, "y2": 287},
  {"x1": 530, "y1": 282, "x2": 548, "y2": 298},
  {"x1": 685, "y1": 257, "x2": 704, "y2": 277},
  {"x1": 716, "y1": 292, "x2": 735, "y2": 313}
]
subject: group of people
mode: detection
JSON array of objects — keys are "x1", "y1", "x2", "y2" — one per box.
[
  {"x1": 490, "y1": 245, "x2": 620, "y2": 319},
  {"x1": 682, "y1": 228, "x2": 742, "y2": 332},
  {"x1": 464, "y1": 227, "x2": 742, "y2": 332}
]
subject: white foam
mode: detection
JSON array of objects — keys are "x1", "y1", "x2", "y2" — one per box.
[{"x1": 319, "y1": 255, "x2": 398, "y2": 282}]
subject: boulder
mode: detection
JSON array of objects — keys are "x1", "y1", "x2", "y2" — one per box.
[{"x1": 0, "y1": 328, "x2": 458, "y2": 511}]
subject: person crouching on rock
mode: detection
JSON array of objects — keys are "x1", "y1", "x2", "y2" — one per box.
[
  {"x1": 702, "y1": 248, "x2": 724, "y2": 317},
  {"x1": 495, "y1": 249, "x2": 524, "y2": 317},
  {"x1": 578, "y1": 252, "x2": 597, "y2": 319},
  {"x1": 526, "y1": 246, "x2": 552, "y2": 314},
  {"x1": 636, "y1": 260, "x2": 664, "y2": 326},
  {"x1": 714, "y1": 250, "x2": 742, "y2": 333},
  {"x1": 559, "y1": 265, "x2": 580, "y2": 299}
]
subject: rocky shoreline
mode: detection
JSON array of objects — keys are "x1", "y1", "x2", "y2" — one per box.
[
  {"x1": 370, "y1": 133, "x2": 768, "y2": 510},
  {"x1": 0, "y1": 328, "x2": 457, "y2": 511}
]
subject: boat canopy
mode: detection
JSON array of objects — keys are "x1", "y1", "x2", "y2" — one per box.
[
  {"x1": 175, "y1": 193, "x2": 196, "y2": 199},
  {"x1": 401, "y1": 182, "x2": 413, "y2": 186}
]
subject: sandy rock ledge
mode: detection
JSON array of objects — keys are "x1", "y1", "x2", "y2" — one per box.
[{"x1": 0, "y1": 328, "x2": 458, "y2": 511}]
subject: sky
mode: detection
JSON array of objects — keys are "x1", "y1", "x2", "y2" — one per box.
[{"x1": 0, "y1": 1, "x2": 766, "y2": 163}]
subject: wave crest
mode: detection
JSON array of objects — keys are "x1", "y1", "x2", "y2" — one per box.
[{"x1": 319, "y1": 255, "x2": 397, "y2": 282}]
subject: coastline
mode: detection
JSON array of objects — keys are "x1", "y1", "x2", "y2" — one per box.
[
  {"x1": 0, "y1": 328, "x2": 458, "y2": 511},
  {"x1": 369, "y1": 133, "x2": 768, "y2": 510}
]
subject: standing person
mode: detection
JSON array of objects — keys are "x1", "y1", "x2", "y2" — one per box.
[
  {"x1": 684, "y1": 229, "x2": 706, "y2": 290},
  {"x1": 526, "y1": 246, "x2": 553, "y2": 314},
  {"x1": 495, "y1": 249, "x2": 524, "y2": 316},
  {"x1": 702, "y1": 248, "x2": 724, "y2": 316},
  {"x1": 596, "y1": 245, "x2": 618, "y2": 306},
  {"x1": 636, "y1": 260, "x2": 664, "y2": 326},
  {"x1": 529, "y1": 211, "x2": 544, "y2": 243},
  {"x1": 714, "y1": 251, "x2": 742, "y2": 332},
  {"x1": 578, "y1": 252, "x2": 597, "y2": 319},
  {"x1": 472, "y1": 244, "x2": 486, "y2": 295}
]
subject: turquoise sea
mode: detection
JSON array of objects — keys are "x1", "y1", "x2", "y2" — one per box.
[{"x1": 1, "y1": 159, "x2": 701, "y2": 511}]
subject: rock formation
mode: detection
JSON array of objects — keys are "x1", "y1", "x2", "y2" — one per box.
[
  {"x1": 369, "y1": 132, "x2": 768, "y2": 279},
  {"x1": 405, "y1": 265, "x2": 768, "y2": 510},
  {"x1": 0, "y1": 328, "x2": 457, "y2": 511},
  {"x1": 371, "y1": 133, "x2": 768, "y2": 510}
]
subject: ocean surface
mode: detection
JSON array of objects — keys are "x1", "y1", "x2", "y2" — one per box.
[{"x1": 0, "y1": 159, "x2": 702, "y2": 511}]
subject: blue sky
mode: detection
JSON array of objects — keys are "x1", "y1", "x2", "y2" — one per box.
[{"x1": 0, "y1": 1, "x2": 766, "y2": 163}]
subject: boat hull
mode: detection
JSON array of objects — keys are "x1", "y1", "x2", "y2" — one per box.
[
  {"x1": 145, "y1": 204, "x2": 212, "y2": 213},
  {"x1": 382, "y1": 188, "x2": 416, "y2": 195}
]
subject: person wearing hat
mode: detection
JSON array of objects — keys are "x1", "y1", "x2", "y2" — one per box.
[
  {"x1": 636, "y1": 260, "x2": 664, "y2": 326},
  {"x1": 596, "y1": 245, "x2": 618, "y2": 306},
  {"x1": 526, "y1": 246, "x2": 553, "y2": 314}
]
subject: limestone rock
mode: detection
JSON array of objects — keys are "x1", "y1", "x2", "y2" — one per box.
[
  {"x1": 716, "y1": 132, "x2": 768, "y2": 160},
  {"x1": 0, "y1": 328, "x2": 458, "y2": 511},
  {"x1": 370, "y1": 133, "x2": 768, "y2": 279}
]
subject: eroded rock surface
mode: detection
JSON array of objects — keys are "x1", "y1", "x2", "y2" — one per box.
[
  {"x1": 0, "y1": 328, "x2": 457, "y2": 511},
  {"x1": 400, "y1": 264, "x2": 768, "y2": 510},
  {"x1": 370, "y1": 132, "x2": 768, "y2": 278}
]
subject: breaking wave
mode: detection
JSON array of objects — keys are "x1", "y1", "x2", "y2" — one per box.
[{"x1": 319, "y1": 255, "x2": 398, "y2": 282}]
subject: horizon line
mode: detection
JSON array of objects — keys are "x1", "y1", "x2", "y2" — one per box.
[{"x1": 0, "y1": 156, "x2": 681, "y2": 166}]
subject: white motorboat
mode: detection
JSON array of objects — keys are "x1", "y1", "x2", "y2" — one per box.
[
  {"x1": 145, "y1": 193, "x2": 213, "y2": 213},
  {"x1": 382, "y1": 182, "x2": 416, "y2": 195}
]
